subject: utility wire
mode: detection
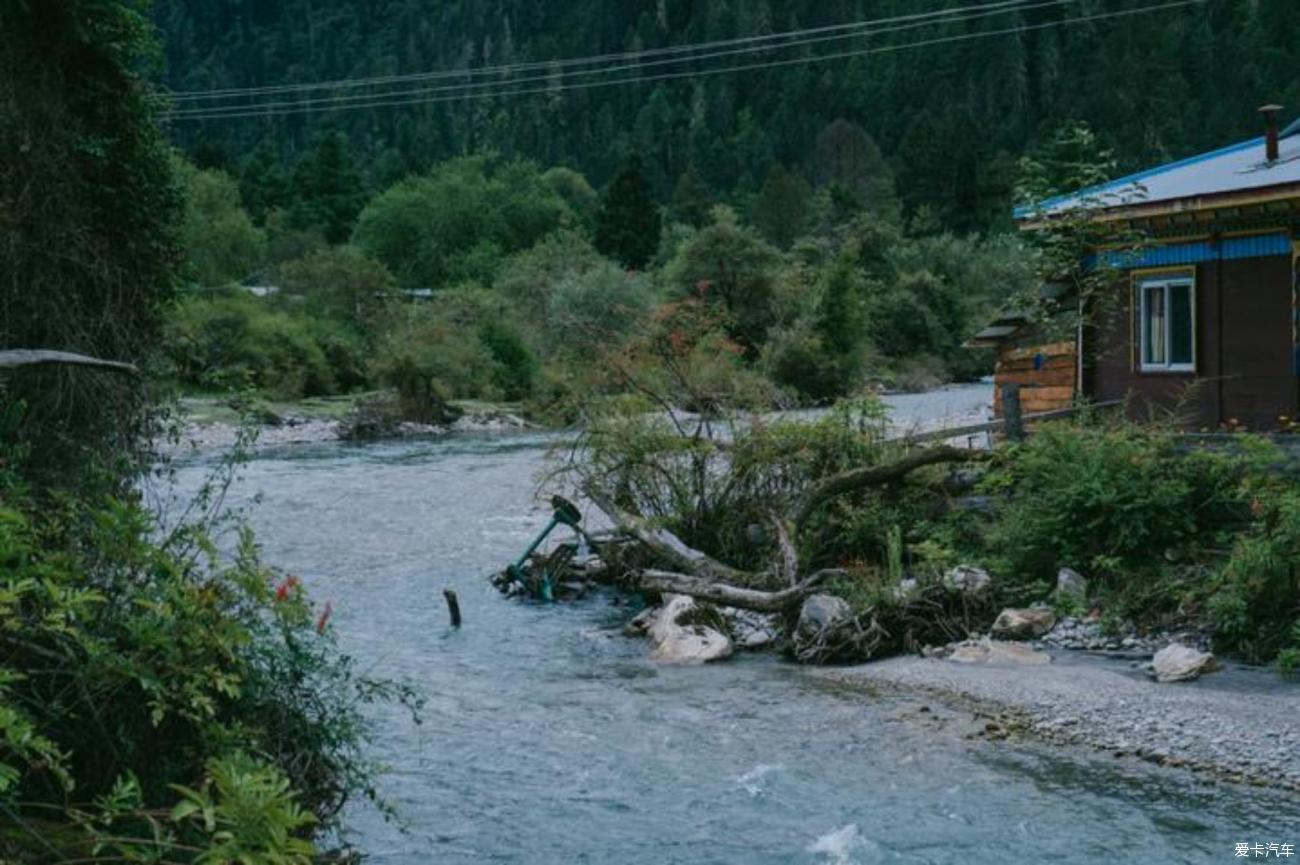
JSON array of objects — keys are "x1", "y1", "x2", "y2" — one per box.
[
  {"x1": 170, "y1": 0, "x2": 1205, "y2": 123},
  {"x1": 168, "y1": 0, "x2": 1077, "y2": 117},
  {"x1": 169, "y1": 0, "x2": 1043, "y2": 102}
]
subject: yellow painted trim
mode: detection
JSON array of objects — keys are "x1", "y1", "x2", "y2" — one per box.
[{"x1": 1128, "y1": 265, "x2": 1196, "y2": 280}]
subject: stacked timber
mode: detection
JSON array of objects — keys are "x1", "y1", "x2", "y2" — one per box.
[{"x1": 992, "y1": 340, "x2": 1076, "y2": 418}]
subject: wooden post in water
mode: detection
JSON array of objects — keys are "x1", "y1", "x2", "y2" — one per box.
[
  {"x1": 1002, "y1": 383, "x2": 1024, "y2": 442},
  {"x1": 443, "y1": 589, "x2": 462, "y2": 628}
]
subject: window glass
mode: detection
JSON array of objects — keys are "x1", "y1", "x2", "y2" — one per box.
[
  {"x1": 1143, "y1": 283, "x2": 1167, "y2": 366},
  {"x1": 1168, "y1": 282, "x2": 1193, "y2": 365}
]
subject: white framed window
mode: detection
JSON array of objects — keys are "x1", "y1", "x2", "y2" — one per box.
[{"x1": 1138, "y1": 275, "x2": 1195, "y2": 372}]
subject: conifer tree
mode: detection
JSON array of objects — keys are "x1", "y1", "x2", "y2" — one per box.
[{"x1": 595, "y1": 156, "x2": 661, "y2": 269}]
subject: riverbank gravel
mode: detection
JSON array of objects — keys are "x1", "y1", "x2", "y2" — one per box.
[{"x1": 823, "y1": 651, "x2": 1300, "y2": 791}]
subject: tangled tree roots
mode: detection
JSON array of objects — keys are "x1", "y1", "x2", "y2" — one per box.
[{"x1": 792, "y1": 584, "x2": 999, "y2": 664}]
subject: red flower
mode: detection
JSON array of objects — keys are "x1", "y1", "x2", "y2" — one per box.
[
  {"x1": 274, "y1": 576, "x2": 301, "y2": 602},
  {"x1": 316, "y1": 602, "x2": 333, "y2": 634}
]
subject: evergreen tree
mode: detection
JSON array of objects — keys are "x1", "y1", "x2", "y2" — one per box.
[
  {"x1": 290, "y1": 132, "x2": 366, "y2": 244},
  {"x1": 240, "y1": 144, "x2": 290, "y2": 223},
  {"x1": 668, "y1": 166, "x2": 712, "y2": 227},
  {"x1": 752, "y1": 165, "x2": 812, "y2": 249},
  {"x1": 595, "y1": 156, "x2": 661, "y2": 269}
]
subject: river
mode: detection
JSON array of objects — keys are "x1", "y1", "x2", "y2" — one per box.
[{"x1": 166, "y1": 385, "x2": 1281, "y2": 864}]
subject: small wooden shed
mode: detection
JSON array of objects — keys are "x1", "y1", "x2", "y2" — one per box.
[{"x1": 966, "y1": 312, "x2": 1077, "y2": 419}]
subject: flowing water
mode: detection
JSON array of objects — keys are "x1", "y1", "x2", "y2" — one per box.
[{"x1": 166, "y1": 386, "x2": 1284, "y2": 864}]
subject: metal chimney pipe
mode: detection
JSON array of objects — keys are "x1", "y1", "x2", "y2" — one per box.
[{"x1": 1260, "y1": 104, "x2": 1283, "y2": 162}]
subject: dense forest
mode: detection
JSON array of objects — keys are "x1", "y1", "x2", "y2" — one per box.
[
  {"x1": 156, "y1": 0, "x2": 1300, "y2": 232},
  {"x1": 141, "y1": 0, "x2": 1300, "y2": 414}
]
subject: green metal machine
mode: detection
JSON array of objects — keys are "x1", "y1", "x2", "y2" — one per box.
[{"x1": 506, "y1": 495, "x2": 584, "y2": 601}]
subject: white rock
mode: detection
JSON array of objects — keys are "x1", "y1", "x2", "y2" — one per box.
[
  {"x1": 1055, "y1": 567, "x2": 1088, "y2": 603},
  {"x1": 647, "y1": 594, "x2": 733, "y2": 664},
  {"x1": 1150, "y1": 644, "x2": 1220, "y2": 683},
  {"x1": 796, "y1": 593, "x2": 852, "y2": 640},
  {"x1": 944, "y1": 565, "x2": 992, "y2": 594},
  {"x1": 991, "y1": 607, "x2": 1057, "y2": 640}
]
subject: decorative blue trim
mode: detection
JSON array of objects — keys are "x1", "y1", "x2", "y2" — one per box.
[
  {"x1": 1096, "y1": 232, "x2": 1291, "y2": 269},
  {"x1": 1013, "y1": 137, "x2": 1266, "y2": 219}
]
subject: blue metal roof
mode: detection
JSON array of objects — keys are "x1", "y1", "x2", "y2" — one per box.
[{"x1": 1015, "y1": 128, "x2": 1300, "y2": 219}]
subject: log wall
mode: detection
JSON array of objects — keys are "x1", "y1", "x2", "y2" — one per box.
[{"x1": 992, "y1": 340, "x2": 1077, "y2": 417}]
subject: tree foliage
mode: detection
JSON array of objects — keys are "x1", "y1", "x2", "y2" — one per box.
[
  {"x1": 0, "y1": 0, "x2": 181, "y2": 484},
  {"x1": 595, "y1": 156, "x2": 661, "y2": 269},
  {"x1": 353, "y1": 156, "x2": 570, "y2": 287}
]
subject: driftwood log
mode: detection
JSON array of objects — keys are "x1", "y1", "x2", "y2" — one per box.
[{"x1": 634, "y1": 568, "x2": 845, "y2": 613}]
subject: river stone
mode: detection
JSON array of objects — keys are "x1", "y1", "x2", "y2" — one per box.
[
  {"x1": 724, "y1": 608, "x2": 780, "y2": 651},
  {"x1": 1150, "y1": 643, "x2": 1220, "y2": 683},
  {"x1": 944, "y1": 565, "x2": 992, "y2": 594},
  {"x1": 1055, "y1": 567, "x2": 1088, "y2": 604},
  {"x1": 991, "y1": 607, "x2": 1057, "y2": 640},
  {"x1": 797, "y1": 594, "x2": 852, "y2": 639},
  {"x1": 647, "y1": 594, "x2": 733, "y2": 664},
  {"x1": 948, "y1": 638, "x2": 1051, "y2": 665}
]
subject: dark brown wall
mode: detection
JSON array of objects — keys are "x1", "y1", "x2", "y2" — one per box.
[{"x1": 1085, "y1": 253, "x2": 1296, "y2": 430}]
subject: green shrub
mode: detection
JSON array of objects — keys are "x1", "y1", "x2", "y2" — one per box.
[
  {"x1": 165, "y1": 292, "x2": 338, "y2": 398},
  {"x1": 978, "y1": 422, "x2": 1250, "y2": 591},
  {"x1": 547, "y1": 262, "x2": 654, "y2": 351},
  {"x1": 371, "y1": 293, "x2": 504, "y2": 414},
  {"x1": 0, "y1": 449, "x2": 418, "y2": 862},
  {"x1": 478, "y1": 319, "x2": 537, "y2": 401},
  {"x1": 1207, "y1": 486, "x2": 1300, "y2": 663}
]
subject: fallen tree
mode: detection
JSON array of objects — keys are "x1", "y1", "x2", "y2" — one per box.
[{"x1": 580, "y1": 444, "x2": 991, "y2": 616}]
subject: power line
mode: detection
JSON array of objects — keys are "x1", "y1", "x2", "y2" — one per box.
[
  {"x1": 169, "y1": 0, "x2": 1042, "y2": 103},
  {"x1": 169, "y1": 0, "x2": 1205, "y2": 123},
  {"x1": 168, "y1": 0, "x2": 1077, "y2": 118}
]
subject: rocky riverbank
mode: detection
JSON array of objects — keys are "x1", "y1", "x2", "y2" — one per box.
[
  {"x1": 823, "y1": 649, "x2": 1300, "y2": 792},
  {"x1": 169, "y1": 396, "x2": 534, "y2": 453}
]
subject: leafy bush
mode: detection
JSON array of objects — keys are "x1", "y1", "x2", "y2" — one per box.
[
  {"x1": 478, "y1": 319, "x2": 537, "y2": 401},
  {"x1": 371, "y1": 288, "x2": 539, "y2": 412},
  {"x1": 164, "y1": 292, "x2": 339, "y2": 398},
  {"x1": 978, "y1": 422, "x2": 1251, "y2": 594},
  {"x1": 547, "y1": 262, "x2": 654, "y2": 351},
  {"x1": 276, "y1": 245, "x2": 397, "y2": 327},
  {"x1": 1207, "y1": 485, "x2": 1300, "y2": 663},
  {"x1": 0, "y1": 446, "x2": 418, "y2": 862}
]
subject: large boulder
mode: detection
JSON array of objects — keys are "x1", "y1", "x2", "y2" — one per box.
[
  {"x1": 991, "y1": 607, "x2": 1057, "y2": 640},
  {"x1": 944, "y1": 565, "x2": 992, "y2": 595},
  {"x1": 796, "y1": 594, "x2": 852, "y2": 642},
  {"x1": 1054, "y1": 567, "x2": 1088, "y2": 605},
  {"x1": 1150, "y1": 643, "x2": 1220, "y2": 683},
  {"x1": 647, "y1": 594, "x2": 733, "y2": 664}
]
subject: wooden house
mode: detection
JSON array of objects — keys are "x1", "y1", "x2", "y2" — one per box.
[{"x1": 981, "y1": 108, "x2": 1300, "y2": 430}]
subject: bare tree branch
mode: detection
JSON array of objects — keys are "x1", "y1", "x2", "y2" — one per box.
[
  {"x1": 791, "y1": 445, "x2": 990, "y2": 531},
  {"x1": 0, "y1": 349, "x2": 138, "y2": 376}
]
